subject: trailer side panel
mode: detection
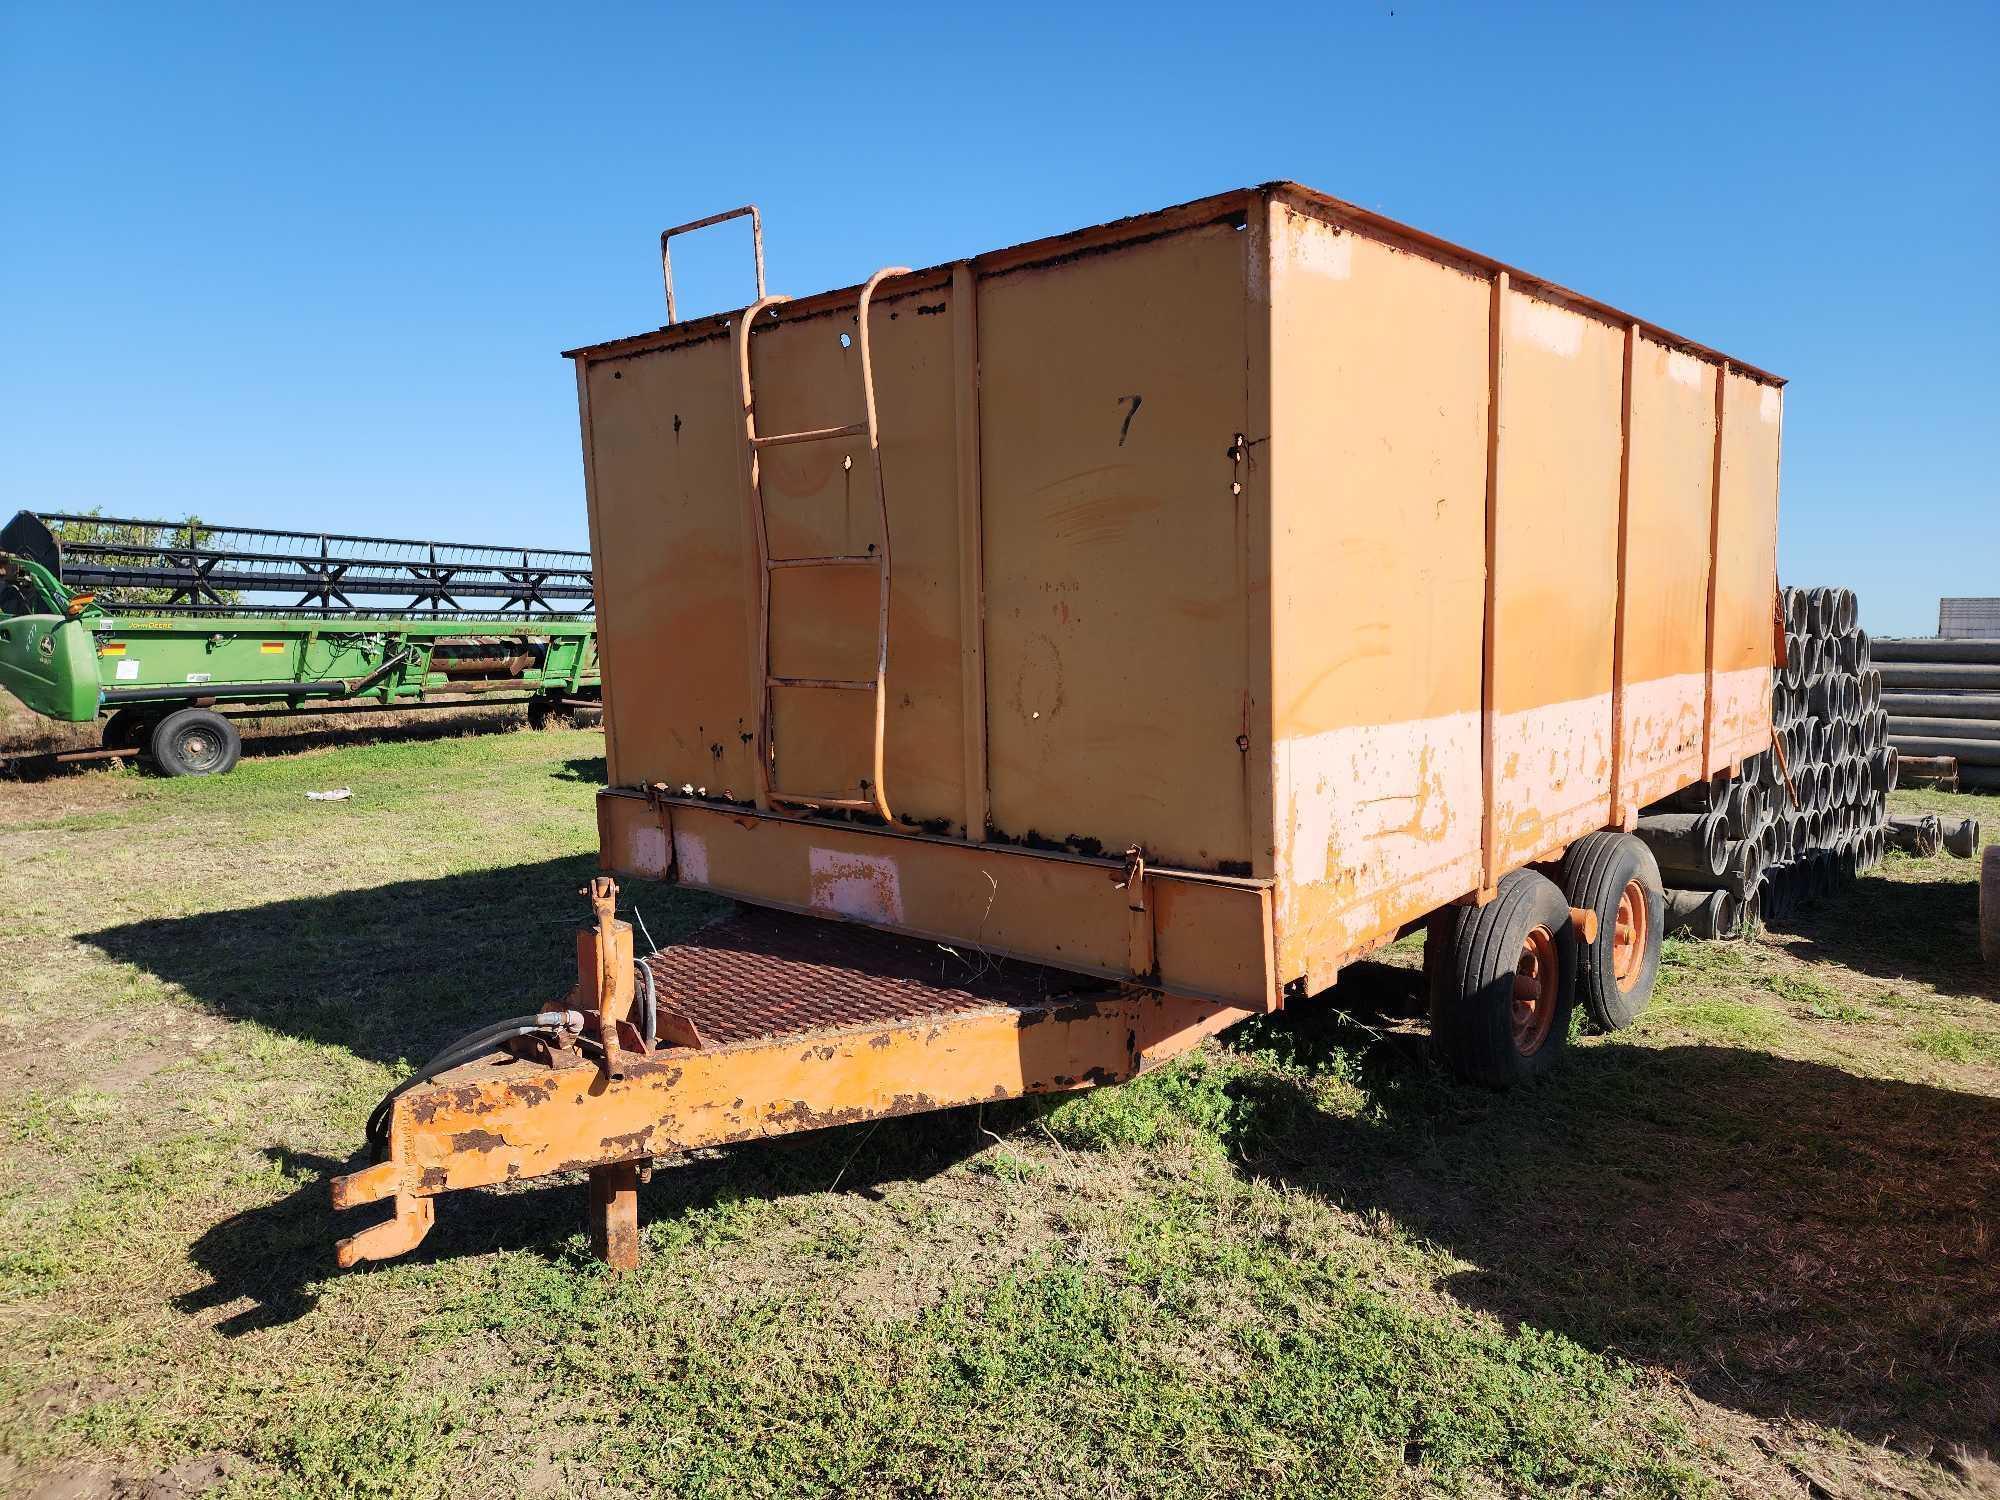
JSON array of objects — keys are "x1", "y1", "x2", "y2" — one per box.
[{"x1": 1262, "y1": 204, "x2": 1490, "y2": 990}]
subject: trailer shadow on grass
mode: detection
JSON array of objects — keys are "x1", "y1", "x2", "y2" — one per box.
[
  {"x1": 1215, "y1": 990, "x2": 2000, "y2": 1457},
  {"x1": 554, "y1": 753, "x2": 605, "y2": 784},
  {"x1": 78, "y1": 855, "x2": 722, "y2": 1069},
  {"x1": 1765, "y1": 866, "x2": 1998, "y2": 1000}
]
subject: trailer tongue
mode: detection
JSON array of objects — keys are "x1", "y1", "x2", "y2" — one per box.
[{"x1": 334, "y1": 879, "x2": 1252, "y2": 1269}]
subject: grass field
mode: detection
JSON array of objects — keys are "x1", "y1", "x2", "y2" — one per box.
[{"x1": 1, "y1": 723, "x2": 1996, "y2": 1498}]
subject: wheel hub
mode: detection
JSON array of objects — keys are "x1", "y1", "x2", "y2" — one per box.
[
  {"x1": 1510, "y1": 924, "x2": 1559, "y2": 1053},
  {"x1": 176, "y1": 727, "x2": 223, "y2": 770},
  {"x1": 1612, "y1": 880, "x2": 1648, "y2": 993}
]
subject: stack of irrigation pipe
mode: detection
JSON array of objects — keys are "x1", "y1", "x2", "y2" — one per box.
[
  {"x1": 1877, "y1": 635, "x2": 2000, "y2": 793},
  {"x1": 1885, "y1": 812, "x2": 1984, "y2": 859},
  {"x1": 1638, "y1": 586, "x2": 1894, "y2": 937}
]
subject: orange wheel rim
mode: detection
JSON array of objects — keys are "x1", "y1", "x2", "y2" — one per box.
[
  {"x1": 1612, "y1": 879, "x2": 1648, "y2": 993},
  {"x1": 1510, "y1": 924, "x2": 1559, "y2": 1054}
]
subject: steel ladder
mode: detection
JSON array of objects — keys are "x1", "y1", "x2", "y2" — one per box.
[
  {"x1": 660, "y1": 206, "x2": 908, "y2": 821},
  {"x1": 734, "y1": 267, "x2": 909, "y2": 820}
]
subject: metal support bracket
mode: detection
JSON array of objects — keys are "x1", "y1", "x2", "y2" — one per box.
[
  {"x1": 582, "y1": 876, "x2": 632, "y2": 1080},
  {"x1": 589, "y1": 1161, "x2": 641, "y2": 1271},
  {"x1": 1116, "y1": 846, "x2": 1156, "y2": 979}
]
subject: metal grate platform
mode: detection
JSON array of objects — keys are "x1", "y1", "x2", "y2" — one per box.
[{"x1": 640, "y1": 906, "x2": 1113, "y2": 1048}]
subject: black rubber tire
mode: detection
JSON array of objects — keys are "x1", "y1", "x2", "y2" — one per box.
[
  {"x1": 147, "y1": 707, "x2": 241, "y2": 777},
  {"x1": 1429, "y1": 869, "x2": 1577, "y2": 1089},
  {"x1": 1558, "y1": 831, "x2": 1665, "y2": 1032},
  {"x1": 101, "y1": 707, "x2": 153, "y2": 752},
  {"x1": 527, "y1": 695, "x2": 569, "y2": 730}
]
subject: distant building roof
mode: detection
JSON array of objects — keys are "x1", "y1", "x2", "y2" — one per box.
[{"x1": 1939, "y1": 598, "x2": 2000, "y2": 639}]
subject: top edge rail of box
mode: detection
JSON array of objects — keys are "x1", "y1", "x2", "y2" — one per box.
[{"x1": 560, "y1": 181, "x2": 1784, "y2": 387}]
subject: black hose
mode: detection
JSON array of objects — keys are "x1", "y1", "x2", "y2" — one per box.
[
  {"x1": 635, "y1": 957, "x2": 657, "y2": 1048},
  {"x1": 366, "y1": 1027, "x2": 541, "y2": 1148},
  {"x1": 414, "y1": 1013, "x2": 558, "y2": 1076},
  {"x1": 362, "y1": 961, "x2": 656, "y2": 1156},
  {"x1": 365, "y1": 1029, "x2": 609, "y2": 1153}
]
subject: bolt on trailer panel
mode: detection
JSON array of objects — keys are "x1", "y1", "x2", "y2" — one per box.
[{"x1": 569, "y1": 182, "x2": 1781, "y2": 1007}]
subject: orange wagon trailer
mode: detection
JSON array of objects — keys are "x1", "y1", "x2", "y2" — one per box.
[{"x1": 335, "y1": 183, "x2": 1782, "y2": 1267}]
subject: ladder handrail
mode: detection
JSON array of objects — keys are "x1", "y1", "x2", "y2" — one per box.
[
  {"x1": 854, "y1": 266, "x2": 908, "y2": 826},
  {"x1": 662, "y1": 205, "x2": 765, "y2": 326},
  {"x1": 733, "y1": 267, "x2": 910, "y2": 822},
  {"x1": 735, "y1": 293, "x2": 791, "y2": 815}
]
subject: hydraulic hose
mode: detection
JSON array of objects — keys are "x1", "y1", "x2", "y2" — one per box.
[
  {"x1": 366, "y1": 1021, "x2": 591, "y2": 1151},
  {"x1": 363, "y1": 960, "x2": 657, "y2": 1156},
  {"x1": 414, "y1": 1012, "x2": 579, "y2": 1077},
  {"x1": 635, "y1": 956, "x2": 657, "y2": 1051}
]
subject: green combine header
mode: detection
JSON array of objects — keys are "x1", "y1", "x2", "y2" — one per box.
[{"x1": 0, "y1": 510, "x2": 599, "y2": 774}]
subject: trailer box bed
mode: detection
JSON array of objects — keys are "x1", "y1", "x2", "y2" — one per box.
[{"x1": 572, "y1": 182, "x2": 1782, "y2": 1003}]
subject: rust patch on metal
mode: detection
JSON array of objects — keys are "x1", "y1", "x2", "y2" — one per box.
[
  {"x1": 450, "y1": 1127, "x2": 510, "y2": 1153},
  {"x1": 599, "y1": 1127, "x2": 656, "y2": 1157},
  {"x1": 410, "y1": 1082, "x2": 497, "y2": 1126}
]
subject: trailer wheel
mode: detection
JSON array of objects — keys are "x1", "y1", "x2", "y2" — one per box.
[
  {"x1": 1558, "y1": 831, "x2": 1664, "y2": 1032},
  {"x1": 1429, "y1": 869, "x2": 1577, "y2": 1088},
  {"x1": 527, "y1": 694, "x2": 568, "y2": 730},
  {"x1": 148, "y1": 708, "x2": 241, "y2": 777}
]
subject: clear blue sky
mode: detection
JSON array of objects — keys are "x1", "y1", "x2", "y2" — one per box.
[{"x1": 4, "y1": 2, "x2": 1993, "y2": 636}]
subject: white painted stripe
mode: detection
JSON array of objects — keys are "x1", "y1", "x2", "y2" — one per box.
[
  {"x1": 1711, "y1": 665, "x2": 1774, "y2": 760},
  {"x1": 1510, "y1": 297, "x2": 1584, "y2": 357},
  {"x1": 1667, "y1": 350, "x2": 1706, "y2": 388},
  {"x1": 1277, "y1": 670, "x2": 1759, "y2": 896},
  {"x1": 1622, "y1": 669, "x2": 1707, "y2": 779},
  {"x1": 628, "y1": 825, "x2": 668, "y2": 880},
  {"x1": 1492, "y1": 688, "x2": 1613, "y2": 855},
  {"x1": 672, "y1": 830, "x2": 709, "y2": 885},
  {"x1": 1275, "y1": 709, "x2": 1482, "y2": 908},
  {"x1": 808, "y1": 847, "x2": 905, "y2": 925}
]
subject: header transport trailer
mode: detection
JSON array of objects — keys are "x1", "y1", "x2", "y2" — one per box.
[
  {"x1": 0, "y1": 510, "x2": 600, "y2": 774},
  {"x1": 335, "y1": 183, "x2": 1782, "y2": 1269}
]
